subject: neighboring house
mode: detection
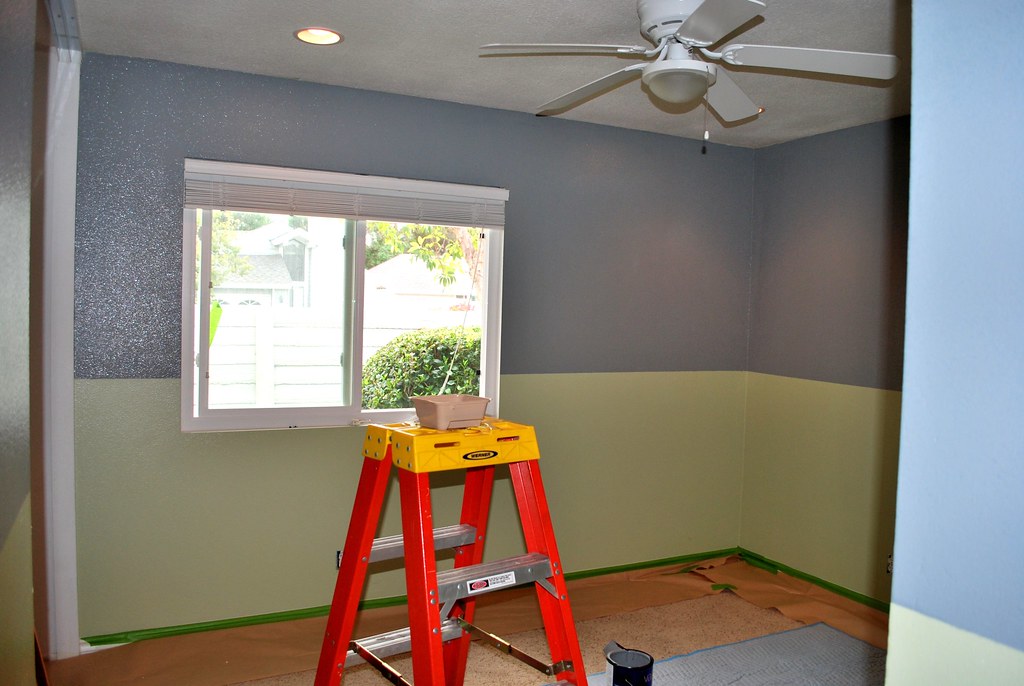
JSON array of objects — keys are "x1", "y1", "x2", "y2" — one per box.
[{"x1": 214, "y1": 217, "x2": 313, "y2": 307}]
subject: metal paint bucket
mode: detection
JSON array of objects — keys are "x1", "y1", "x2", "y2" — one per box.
[{"x1": 604, "y1": 641, "x2": 653, "y2": 686}]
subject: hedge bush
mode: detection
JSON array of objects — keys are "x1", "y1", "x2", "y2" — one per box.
[{"x1": 362, "y1": 327, "x2": 481, "y2": 409}]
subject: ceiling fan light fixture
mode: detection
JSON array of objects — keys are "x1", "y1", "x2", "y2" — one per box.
[
  {"x1": 295, "y1": 27, "x2": 343, "y2": 46},
  {"x1": 641, "y1": 60, "x2": 717, "y2": 104}
]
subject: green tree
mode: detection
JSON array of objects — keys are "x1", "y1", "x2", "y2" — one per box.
[
  {"x1": 365, "y1": 222, "x2": 480, "y2": 288},
  {"x1": 362, "y1": 327, "x2": 481, "y2": 409}
]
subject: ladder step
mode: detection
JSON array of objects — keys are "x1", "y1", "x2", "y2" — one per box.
[
  {"x1": 437, "y1": 552, "x2": 553, "y2": 615},
  {"x1": 344, "y1": 618, "x2": 464, "y2": 668},
  {"x1": 360, "y1": 524, "x2": 477, "y2": 564}
]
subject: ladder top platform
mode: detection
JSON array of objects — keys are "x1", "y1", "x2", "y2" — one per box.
[{"x1": 363, "y1": 417, "x2": 540, "y2": 473}]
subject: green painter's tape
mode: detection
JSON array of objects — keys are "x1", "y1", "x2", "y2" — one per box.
[
  {"x1": 82, "y1": 595, "x2": 408, "y2": 647},
  {"x1": 563, "y1": 548, "x2": 739, "y2": 582},
  {"x1": 739, "y1": 552, "x2": 780, "y2": 574},
  {"x1": 84, "y1": 547, "x2": 888, "y2": 646},
  {"x1": 738, "y1": 549, "x2": 890, "y2": 614}
]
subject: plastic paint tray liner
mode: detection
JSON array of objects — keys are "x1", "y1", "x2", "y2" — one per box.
[{"x1": 412, "y1": 395, "x2": 490, "y2": 430}]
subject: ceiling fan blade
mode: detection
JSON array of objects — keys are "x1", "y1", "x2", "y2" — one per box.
[
  {"x1": 704, "y1": 69, "x2": 760, "y2": 122},
  {"x1": 717, "y1": 44, "x2": 900, "y2": 79},
  {"x1": 675, "y1": 0, "x2": 766, "y2": 47},
  {"x1": 480, "y1": 43, "x2": 649, "y2": 56},
  {"x1": 537, "y1": 63, "x2": 645, "y2": 115}
]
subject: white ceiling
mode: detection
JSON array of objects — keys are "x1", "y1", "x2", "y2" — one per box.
[{"x1": 71, "y1": 0, "x2": 911, "y2": 148}]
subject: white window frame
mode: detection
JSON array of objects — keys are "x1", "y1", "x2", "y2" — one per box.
[{"x1": 181, "y1": 160, "x2": 507, "y2": 432}]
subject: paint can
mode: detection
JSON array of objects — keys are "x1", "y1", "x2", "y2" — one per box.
[{"x1": 604, "y1": 641, "x2": 653, "y2": 686}]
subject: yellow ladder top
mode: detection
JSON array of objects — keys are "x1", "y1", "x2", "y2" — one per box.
[{"x1": 363, "y1": 418, "x2": 540, "y2": 473}]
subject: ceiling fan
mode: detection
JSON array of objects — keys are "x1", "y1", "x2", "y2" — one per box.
[{"x1": 480, "y1": 0, "x2": 900, "y2": 124}]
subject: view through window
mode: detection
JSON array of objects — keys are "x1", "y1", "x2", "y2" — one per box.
[
  {"x1": 185, "y1": 213, "x2": 500, "y2": 431},
  {"x1": 196, "y1": 211, "x2": 486, "y2": 410},
  {"x1": 182, "y1": 161, "x2": 506, "y2": 432}
]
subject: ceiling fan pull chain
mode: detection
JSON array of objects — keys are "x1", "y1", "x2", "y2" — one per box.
[{"x1": 701, "y1": 71, "x2": 711, "y2": 155}]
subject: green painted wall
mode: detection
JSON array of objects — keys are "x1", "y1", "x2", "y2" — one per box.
[
  {"x1": 75, "y1": 371, "x2": 748, "y2": 637},
  {"x1": 886, "y1": 605, "x2": 1024, "y2": 684},
  {"x1": 75, "y1": 369, "x2": 898, "y2": 637},
  {"x1": 0, "y1": 499, "x2": 35, "y2": 685},
  {"x1": 740, "y1": 373, "x2": 901, "y2": 602},
  {"x1": 501, "y1": 371, "x2": 748, "y2": 568},
  {"x1": 75, "y1": 370, "x2": 896, "y2": 637}
]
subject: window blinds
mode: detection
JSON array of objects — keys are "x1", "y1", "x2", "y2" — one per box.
[{"x1": 184, "y1": 159, "x2": 508, "y2": 229}]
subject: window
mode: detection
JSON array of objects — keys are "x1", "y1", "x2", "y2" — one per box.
[{"x1": 181, "y1": 160, "x2": 507, "y2": 431}]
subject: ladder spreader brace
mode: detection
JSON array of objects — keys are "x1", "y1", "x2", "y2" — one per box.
[{"x1": 315, "y1": 418, "x2": 588, "y2": 686}]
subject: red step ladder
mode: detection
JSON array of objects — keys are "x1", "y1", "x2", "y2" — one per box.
[{"x1": 315, "y1": 418, "x2": 588, "y2": 686}]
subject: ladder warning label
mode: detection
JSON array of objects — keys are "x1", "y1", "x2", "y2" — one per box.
[{"x1": 467, "y1": 571, "x2": 516, "y2": 594}]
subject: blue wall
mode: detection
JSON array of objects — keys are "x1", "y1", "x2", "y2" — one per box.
[
  {"x1": 893, "y1": 0, "x2": 1024, "y2": 652},
  {"x1": 751, "y1": 119, "x2": 908, "y2": 391},
  {"x1": 75, "y1": 54, "x2": 754, "y2": 380},
  {"x1": 76, "y1": 55, "x2": 910, "y2": 388}
]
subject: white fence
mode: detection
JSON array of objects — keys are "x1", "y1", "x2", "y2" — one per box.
[{"x1": 208, "y1": 308, "x2": 345, "y2": 408}]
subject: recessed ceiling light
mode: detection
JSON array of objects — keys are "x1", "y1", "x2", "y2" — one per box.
[{"x1": 295, "y1": 27, "x2": 343, "y2": 46}]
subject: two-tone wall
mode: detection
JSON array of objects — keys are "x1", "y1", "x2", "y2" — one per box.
[
  {"x1": 73, "y1": 54, "x2": 755, "y2": 638},
  {"x1": 742, "y1": 120, "x2": 908, "y2": 602},
  {"x1": 886, "y1": 2, "x2": 1024, "y2": 682},
  {"x1": 72, "y1": 53, "x2": 906, "y2": 639}
]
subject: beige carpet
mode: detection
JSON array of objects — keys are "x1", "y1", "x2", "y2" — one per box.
[
  {"x1": 47, "y1": 556, "x2": 889, "y2": 686},
  {"x1": 235, "y1": 592, "x2": 799, "y2": 685}
]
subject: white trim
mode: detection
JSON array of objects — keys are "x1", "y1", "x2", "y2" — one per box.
[
  {"x1": 43, "y1": 46, "x2": 81, "y2": 660},
  {"x1": 183, "y1": 159, "x2": 510, "y2": 203},
  {"x1": 482, "y1": 230, "x2": 504, "y2": 417},
  {"x1": 180, "y1": 209, "x2": 198, "y2": 432},
  {"x1": 183, "y1": 159, "x2": 509, "y2": 229},
  {"x1": 348, "y1": 221, "x2": 367, "y2": 409}
]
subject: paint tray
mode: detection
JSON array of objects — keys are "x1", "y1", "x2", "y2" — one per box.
[{"x1": 412, "y1": 395, "x2": 490, "y2": 430}]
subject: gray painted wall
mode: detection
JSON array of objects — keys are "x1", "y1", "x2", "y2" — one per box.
[
  {"x1": 75, "y1": 54, "x2": 755, "y2": 380},
  {"x1": 75, "y1": 55, "x2": 909, "y2": 390},
  {"x1": 750, "y1": 118, "x2": 909, "y2": 391}
]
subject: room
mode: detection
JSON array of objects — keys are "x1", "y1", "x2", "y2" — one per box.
[{"x1": 2, "y1": 1, "x2": 1022, "y2": 684}]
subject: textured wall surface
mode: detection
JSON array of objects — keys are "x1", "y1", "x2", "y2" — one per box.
[{"x1": 75, "y1": 54, "x2": 755, "y2": 379}]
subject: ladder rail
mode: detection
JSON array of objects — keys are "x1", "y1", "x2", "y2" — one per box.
[
  {"x1": 315, "y1": 453, "x2": 394, "y2": 686},
  {"x1": 398, "y1": 468, "x2": 449, "y2": 685},
  {"x1": 443, "y1": 465, "x2": 495, "y2": 686}
]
